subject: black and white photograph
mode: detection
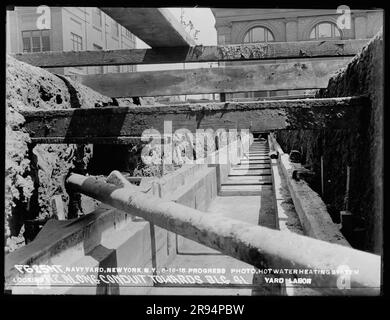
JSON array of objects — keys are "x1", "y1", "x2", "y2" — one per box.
[{"x1": 4, "y1": 4, "x2": 384, "y2": 300}]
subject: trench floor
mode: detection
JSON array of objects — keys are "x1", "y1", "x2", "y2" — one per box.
[{"x1": 148, "y1": 139, "x2": 282, "y2": 295}]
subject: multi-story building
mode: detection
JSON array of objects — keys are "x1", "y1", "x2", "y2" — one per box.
[
  {"x1": 6, "y1": 7, "x2": 137, "y2": 75},
  {"x1": 211, "y1": 8, "x2": 383, "y2": 99}
]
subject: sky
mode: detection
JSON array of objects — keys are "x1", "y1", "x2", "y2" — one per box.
[
  {"x1": 136, "y1": 8, "x2": 217, "y2": 72},
  {"x1": 168, "y1": 7, "x2": 217, "y2": 46}
]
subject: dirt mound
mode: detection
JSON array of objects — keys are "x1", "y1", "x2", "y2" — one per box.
[{"x1": 5, "y1": 55, "x2": 114, "y2": 253}]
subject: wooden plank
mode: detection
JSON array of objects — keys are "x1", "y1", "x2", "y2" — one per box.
[
  {"x1": 75, "y1": 59, "x2": 350, "y2": 97},
  {"x1": 25, "y1": 136, "x2": 155, "y2": 145},
  {"x1": 100, "y1": 7, "x2": 195, "y2": 47},
  {"x1": 11, "y1": 40, "x2": 368, "y2": 68},
  {"x1": 20, "y1": 96, "x2": 369, "y2": 143}
]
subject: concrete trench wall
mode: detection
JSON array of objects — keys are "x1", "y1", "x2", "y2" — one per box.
[
  {"x1": 6, "y1": 53, "x2": 241, "y2": 292},
  {"x1": 275, "y1": 31, "x2": 383, "y2": 254},
  {"x1": 5, "y1": 55, "x2": 143, "y2": 252},
  {"x1": 6, "y1": 149, "x2": 235, "y2": 294},
  {"x1": 6, "y1": 51, "x2": 238, "y2": 254}
]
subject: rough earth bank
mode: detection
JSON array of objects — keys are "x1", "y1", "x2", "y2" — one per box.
[
  {"x1": 5, "y1": 55, "x2": 214, "y2": 253},
  {"x1": 5, "y1": 55, "x2": 147, "y2": 253},
  {"x1": 276, "y1": 31, "x2": 383, "y2": 253}
]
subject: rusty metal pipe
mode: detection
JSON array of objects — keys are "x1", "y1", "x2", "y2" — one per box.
[{"x1": 66, "y1": 173, "x2": 381, "y2": 295}]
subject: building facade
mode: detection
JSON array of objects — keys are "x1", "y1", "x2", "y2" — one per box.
[
  {"x1": 6, "y1": 7, "x2": 137, "y2": 75},
  {"x1": 211, "y1": 8, "x2": 383, "y2": 99}
]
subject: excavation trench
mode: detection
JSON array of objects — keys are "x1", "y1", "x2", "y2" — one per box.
[{"x1": 7, "y1": 136, "x2": 369, "y2": 296}]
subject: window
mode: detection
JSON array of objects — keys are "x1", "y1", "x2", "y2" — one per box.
[
  {"x1": 127, "y1": 65, "x2": 135, "y2": 72},
  {"x1": 93, "y1": 44, "x2": 104, "y2": 74},
  {"x1": 243, "y1": 27, "x2": 274, "y2": 43},
  {"x1": 309, "y1": 22, "x2": 341, "y2": 40},
  {"x1": 124, "y1": 29, "x2": 134, "y2": 40},
  {"x1": 71, "y1": 33, "x2": 83, "y2": 51},
  {"x1": 112, "y1": 21, "x2": 119, "y2": 37},
  {"x1": 71, "y1": 33, "x2": 83, "y2": 70},
  {"x1": 115, "y1": 65, "x2": 120, "y2": 73},
  {"x1": 254, "y1": 91, "x2": 269, "y2": 98},
  {"x1": 22, "y1": 30, "x2": 50, "y2": 53},
  {"x1": 92, "y1": 8, "x2": 102, "y2": 27}
]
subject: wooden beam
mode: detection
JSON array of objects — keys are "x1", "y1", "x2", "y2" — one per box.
[
  {"x1": 100, "y1": 7, "x2": 195, "y2": 47},
  {"x1": 75, "y1": 59, "x2": 350, "y2": 97},
  {"x1": 24, "y1": 136, "x2": 154, "y2": 145},
  {"x1": 11, "y1": 40, "x2": 367, "y2": 68},
  {"x1": 20, "y1": 96, "x2": 369, "y2": 143},
  {"x1": 229, "y1": 94, "x2": 316, "y2": 102}
]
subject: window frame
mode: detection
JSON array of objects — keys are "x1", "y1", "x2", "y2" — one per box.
[
  {"x1": 112, "y1": 21, "x2": 119, "y2": 38},
  {"x1": 70, "y1": 32, "x2": 83, "y2": 51},
  {"x1": 243, "y1": 26, "x2": 275, "y2": 43},
  {"x1": 22, "y1": 29, "x2": 51, "y2": 53},
  {"x1": 124, "y1": 28, "x2": 134, "y2": 40},
  {"x1": 92, "y1": 8, "x2": 102, "y2": 28},
  {"x1": 309, "y1": 22, "x2": 342, "y2": 40}
]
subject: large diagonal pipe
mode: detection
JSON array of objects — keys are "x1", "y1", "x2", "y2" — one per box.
[{"x1": 66, "y1": 173, "x2": 381, "y2": 295}]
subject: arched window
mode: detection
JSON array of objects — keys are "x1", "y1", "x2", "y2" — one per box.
[
  {"x1": 243, "y1": 27, "x2": 274, "y2": 43},
  {"x1": 309, "y1": 22, "x2": 341, "y2": 40}
]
